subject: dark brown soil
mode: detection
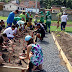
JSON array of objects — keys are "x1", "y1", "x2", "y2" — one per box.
[
  {"x1": 2, "y1": 30, "x2": 34, "y2": 68},
  {"x1": 53, "y1": 31, "x2": 72, "y2": 65}
]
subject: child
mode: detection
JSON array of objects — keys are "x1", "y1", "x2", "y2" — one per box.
[
  {"x1": 2, "y1": 33, "x2": 13, "y2": 46},
  {"x1": 19, "y1": 35, "x2": 43, "y2": 72},
  {"x1": 34, "y1": 23, "x2": 45, "y2": 41}
]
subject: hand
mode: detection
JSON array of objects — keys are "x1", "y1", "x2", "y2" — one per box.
[
  {"x1": 8, "y1": 24, "x2": 10, "y2": 26},
  {"x1": 19, "y1": 56, "x2": 25, "y2": 60}
]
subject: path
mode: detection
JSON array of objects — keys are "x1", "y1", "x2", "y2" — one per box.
[{"x1": 37, "y1": 33, "x2": 69, "y2": 72}]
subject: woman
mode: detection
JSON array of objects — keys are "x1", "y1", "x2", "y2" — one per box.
[{"x1": 19, "y1": 35, "x2": 43, "y2": 72}]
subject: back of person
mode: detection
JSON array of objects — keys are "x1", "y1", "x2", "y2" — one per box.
[{"x1": 61, "y1": 15, "x2": 68, "y2": 22}]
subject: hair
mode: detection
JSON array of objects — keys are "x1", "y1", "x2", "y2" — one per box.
[
  {"x1": 15, "y1": 24, "x2": 19, "y2": 28},
  {"x1": 24, "y1": 22, "x2": 27, "y2": 25},
  {"x1": 15, "y1": 10, "x2": 19, "y2": 14},
  {"x1": 1, "y1": 20, "x2": 3, "y2": 22},
  {"x1": 27, "y1": 38, "x2": 34, "y2": 45},
  {"x1": 11, "y1": 25, "x2": 15, "y2": 29},
  {"x1": 2, "y1": 33, "x2": 7, "y2": 37},
  {"x1": 0, "y1": 36, "x2": 3, "y2": 44}
]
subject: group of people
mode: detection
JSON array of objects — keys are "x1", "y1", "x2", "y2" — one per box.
[{"x1": 0, "y1": 9, "x2": 68, "y2": 72}]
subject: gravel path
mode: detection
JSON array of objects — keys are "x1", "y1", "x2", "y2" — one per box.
[{"x1": 37, "y1": 33, "x2": 69, "y2": 72}]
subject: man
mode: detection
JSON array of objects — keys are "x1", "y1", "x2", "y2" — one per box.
[
  {"x1": 46, "y1": 11, "x2": 51, "y2": 33},
  {"x1": 26, "y1": 11, "x2": 30, "y2": 22},
  {"x1": 3, "y1": 25, "x2": 15, "y2": 39},
  {"x1": 7, "y1": 10, "x2": 19, "y2": 28},
  {"x1": 19, "y1": 10, "x2": 26, "y2": 22},
  {"x1": 61, "y1": 12, "x2": 68, "y2": 31},
  {"x1": 40, "y1": 11, "x2": 44, "y2": 23}
]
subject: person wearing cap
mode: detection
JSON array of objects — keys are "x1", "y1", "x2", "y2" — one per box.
[
  {"x1": 46, "y1": 11, "x2": 51, "y2": 33},
  {"x1": 19, "y1": 10, "x2": 26, "y2": 22},
  {"x1": 35, "y1": 23, "x2": 45, "y2": 41},
  {"x1": 19, "y1": 35, "x2": 43, "y2": 72},
  {"x1": 40, "y1": 11, "x2": 44, "y2": 23},
  {"x1": 61, "y1": 12, "x2": 68, "y2": 31},
  {"x1": 26, "y1": 11, "x2": 30, "y2": 22},
  {"x1": 7, "y1": 10, "x2": 19, "y2": 28}
]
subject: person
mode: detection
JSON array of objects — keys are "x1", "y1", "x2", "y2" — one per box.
[
  {"x1": 40, "y1": 11, "x2": 44, "y2": 23},
  {"x1": 19, "y1": 10, "x2": 26, "y2": 22},
  {"x1": 34, "y1": 23, "x2": 45, "y2": 41},
  {"x1": 0, "y1": 20, "x2": 5, "y2": 28},
  {"x1": 13, "y1": 17, "x2": 21, "y2": 25},
  {"x1": 3, "y1": 25, "x2": 15, "y2": 39},
  {"x1": 0, "y1": 26, "x2": 2, "y2": 35},
  {"x1": 7, "y1": 10, "x2": 19, "y2": 28},
  {"x1": 19, "y1": 35, "x2": 43, "y2": 72},
  {"x1": 0, "y1": 36, "x2": 8, "y2": 65},
  {"x1": 61, "y1": 12, "x2": 68, "y2": 31},
  {"x1": 17, "y1": 20, "x2": 25, "y2": 32},
  {"x1": 2, "y1": 33, "x2": 13, "y2": 45},
  {"x1": 27, "y1": 18, "x2": 33, "y2": 29},
  {"x1": 26, "y1": 11, "x2": 30, "y2": 22},
  {"x1": 46, "y1": 11, "x2": 51, "y2": 33}
]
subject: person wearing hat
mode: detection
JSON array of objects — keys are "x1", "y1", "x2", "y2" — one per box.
[
  {"x1": 19, "y1": 35, "x2": 43, "y2": 72},
  {"x1": 19, "y1": 10, "x2": 26, "y2": 22},
  {"x1": 35, "y1": 23, "x2": 45, "y2": 41},
  {"x1": 61, "y1": 12, "x2": 68, "y2": 31},
  {"x1": 40, "y1": 11, "x2": 44, "y2": 23},
  {"x1": 7, "y1": 10, "x2": 19, "y2": 28},
  {"x1": 46, "y1": 11, "x2": 51, "y2": 33}
]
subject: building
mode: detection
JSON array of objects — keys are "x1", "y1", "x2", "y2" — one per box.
[
  {"x1": 51, "y1": 5, "x2": 61, "y2": 13},
  {"x1": 0, "y1": 2, "x2": 4, "y2": 11}
]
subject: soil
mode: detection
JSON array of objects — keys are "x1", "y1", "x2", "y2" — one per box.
[
  {"x1": 53, "y1": 31, "x2": 72, "y2": 65},
  {"x1": 1, "y1": 30, "x2": 34, "y2": 68}
]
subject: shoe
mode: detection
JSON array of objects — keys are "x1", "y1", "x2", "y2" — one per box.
[{"x1": 49, "y1": 30, "x2": 50, "y2": 33}]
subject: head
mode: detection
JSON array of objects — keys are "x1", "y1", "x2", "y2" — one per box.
[
  {"x1": 1, "y1": 20, "x2": 3, "y2": 22},
  {"x1": 0, "y1": 26, "x2": 2, "y2": 33},
  {"x1": 0, "y1": 36, "x2": 3, "y2": 44},
  {"x1": 24, "y1": 22, "x2": 27, "y2": 26},
  {"x1": 29, "y1": 18, "x2": 32, "y2": 22},
  {"x1": 28, "y1": 11, "x2": 30, "y2": 13},
  {"x1": 14, "y1": 10, "x2": 19, "y2": 14},
  {"x1": 11, "y1": 25, "x2": 15, "y2": 30},
  {"x1": 22, "y1": 11, "x2": 25, "y2": 15},
  {"x1": 37, "y1": 23, "x2": 41, "y2": 28},
  {"x1": 15, "y1": 24, "x2": 19, "y2": 28},
  {"x1": 25, "y1": 35, "x2": 33, "y2": 45},
  {"x1": 2, "y1": 33, "x2": 7, "y2": 38},
  {"x1": 47, "y1": 11, "x2": 50, "y2": 15}
]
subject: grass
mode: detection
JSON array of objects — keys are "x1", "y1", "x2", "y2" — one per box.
[
  {"x1": 0, "y1": 16, "x2": 7, "y2": 20},
  {"x1": 50, "y1": 26, "x2": 72, "y2": 33}
]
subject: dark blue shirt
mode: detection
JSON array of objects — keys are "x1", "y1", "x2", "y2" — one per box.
[{"x1": 7, "y1": 12, "x2": 15, "y2": 24}]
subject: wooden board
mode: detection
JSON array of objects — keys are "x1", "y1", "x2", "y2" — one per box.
[{"x1": 51, "y1": 32, "x2": 72, "y2": 72}]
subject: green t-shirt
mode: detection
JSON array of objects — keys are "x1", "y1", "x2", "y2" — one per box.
[
  {"x1": 46, "y1": 14, "x2": 51, "y2": 22},
  {"x1": 26, "y1": 13, "x2": 30, "y2": 21},
  {"x1": 14, "y1": 17, "x2": 21, "y2": 21},
  {"x1": 19, "y1": 13, "x2": 26, "y2": 21},
  {"x1": 40, "y1": 14, "x2": 44, "y2": 23}
]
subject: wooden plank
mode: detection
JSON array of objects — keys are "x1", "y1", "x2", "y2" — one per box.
[
  {"x1": 64, "y1": 32, "x2": 72, "y2": 37},
  {"x1": 51, "y1": 32, "x2": 72, "y2": 72}
]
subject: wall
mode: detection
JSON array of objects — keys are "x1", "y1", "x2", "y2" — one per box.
[{"x1": 0, "y1": 10, "x2": 72, "y2": 21}]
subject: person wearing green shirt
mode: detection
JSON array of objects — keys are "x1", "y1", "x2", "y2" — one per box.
[
  {"x1": 40, "y1": 11, "x2": 44, "y2": 23},
  {"x1": 13, "y1": 17, "x2": 21, "y2": 25},
  {"x1": 26, "y1": 11, "x2": 30, "y2": 22},
  {"x1": 46, "y1": 11, "x2": 51, "y2": 33},
  {"x1": 19, "y1": 11, "x2": 26, "y2": 22}
]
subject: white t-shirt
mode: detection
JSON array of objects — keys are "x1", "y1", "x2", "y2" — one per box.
[
  {"x1": 61, "y1": 15, "x2": 68, "y2": 22},
  {"x1": 13, "y1": 27, "x2": 17, "y2": 34},
  {"x1": 17, "y1": 20, "x2": 25, "y2": 28},
  {"x1": 3, "y1": 27, "x2": 14, "y2": 37}
]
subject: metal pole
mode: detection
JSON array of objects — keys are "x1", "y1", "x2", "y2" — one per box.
[{"x1": 36, "y1": 0, "x2": 38, "y2": 13}]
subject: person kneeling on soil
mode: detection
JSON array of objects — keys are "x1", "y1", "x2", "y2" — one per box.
[
  {"x1": 19, "y1": 35, "x2": 43, "y2": 72},
  {"x1": 34, "y1": 23, "x2": 45, "y2": 41},
  {"x1": 0, "y1": 36, "x2": 8, "y2": 65},
  {"x1": 2, "y1": 33, "x2": 13, "y2": 46},
  {"x1": 3, "y1": 25, "x2": 15, "y2": 40}
]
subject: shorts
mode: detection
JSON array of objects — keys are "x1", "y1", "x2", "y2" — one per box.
[{"x1": 61, "y1": 22, "x2": 66, "y2": 28}]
